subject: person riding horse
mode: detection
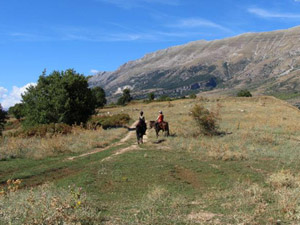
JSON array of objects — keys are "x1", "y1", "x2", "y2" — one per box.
[
  {"x1": 139, "y1": 111, "x2": 146, "y2": 135},
  {"x1": 136, "y1": 111, "x2": 147, "y2": 144},
  {"x1": 155, "y1": 111, "x2": 164, "y2": 130}
]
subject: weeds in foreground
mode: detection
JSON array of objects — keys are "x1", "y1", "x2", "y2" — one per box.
[{"x1": 0, "y1": 182, "x2": 103, "y2": 225}]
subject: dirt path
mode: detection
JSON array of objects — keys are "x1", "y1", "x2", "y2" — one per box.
[{"x1": 67, "y1": 120, "x2": 141, "y2": 161}]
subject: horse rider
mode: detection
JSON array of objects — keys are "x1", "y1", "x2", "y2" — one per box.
[
  {"x1": 155, "y1": 111, "x2": 164, "y2": 130},
  {"x1": 138, "y1": 111, "x2": 146, "y2": 135}
]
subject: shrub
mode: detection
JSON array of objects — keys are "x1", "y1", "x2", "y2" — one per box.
[
  {"x1": 9, "y1": 123, "x2": 72, "y2": 138},
  {"x1": 88, "y1": 113, "x2": 131, "y2": 129},
  {"x1": 189, "y1": 93, "x2": 197, "y2": 99},
  {"x1": 21, "y1": 69, "x2": 96, "y2": 126},
  {"x1": 0, "y1": 104, "x2": 7, "y2": 136},
  {"x1": 158, "y1": 95, "x2": 172, "y2": 101},
  {"x1": 191, "y1": 104, "x2": 219, "y2": 136},
  {"x1": 237, "y1": 89, "x2": 252, "y2": 97}
]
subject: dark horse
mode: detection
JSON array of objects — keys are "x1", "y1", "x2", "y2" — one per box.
[
  {"x1": 136, "y1": 120, "x2": 147, "y2": 144},
  {"x1": 149, "y1": 121, "x2": 170, "y2": 138}
]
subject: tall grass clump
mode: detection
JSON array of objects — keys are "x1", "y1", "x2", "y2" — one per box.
[{"x1": 191, "y1": 104, "x2": 220, "y2": 136}]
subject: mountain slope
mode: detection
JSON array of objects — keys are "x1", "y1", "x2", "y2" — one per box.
[{"x1": 89, "y1": 26, "x2": 300, "y2": 99}]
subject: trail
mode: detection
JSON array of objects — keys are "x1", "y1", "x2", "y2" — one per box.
[{"x1": 67, "y1": 120, "x2": 148, "y2": 161}]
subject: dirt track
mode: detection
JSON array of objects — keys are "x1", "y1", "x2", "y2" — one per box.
[{"x1": 67, "y1": 120, "x2": 144, "y2": 161}]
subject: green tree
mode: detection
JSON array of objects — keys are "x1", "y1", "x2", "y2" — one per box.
[
  {"x1": 91, "y1": 87, "x2": 107, "y2": 108},
  {"x1": 22, "y1": 69, "x2": 96, "y2": 126},
  {"x1": 117, "y1": 88, "x2": 132, "y2": 105},
  {"x1": 237, "y1": 89, "x2": 252, "y2": 97},
  {"x1": 189, "y1": 93, "x2": 197, "y2": 99},
  {"x1": 8, "y1": 103, "x2": 25, "y2": 120},
  {"x1": 148, "y1": 92, "x2": 155, "y2": 101},
  {"x1": 0, "y1": 104, "x2": 7, "y2": 136}
]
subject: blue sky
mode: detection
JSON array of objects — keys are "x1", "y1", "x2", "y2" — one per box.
[{"x1": 1, "y1": 0, "x2": 300, "y2": 109}]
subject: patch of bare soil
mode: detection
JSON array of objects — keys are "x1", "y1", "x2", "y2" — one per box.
[{"x1": 170, "y1": 165, "x2": 203, "y2": 189}]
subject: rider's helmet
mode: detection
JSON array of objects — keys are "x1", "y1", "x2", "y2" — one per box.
[
  {"x1": 140, "y1": 111, "x2": 144, "y2": 116},
  {"x1": 159, "y1": 111, "x2": 163, "y2": 114}
]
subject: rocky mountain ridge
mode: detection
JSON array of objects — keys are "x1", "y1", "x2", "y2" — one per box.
[{"x1": 89, "y1": 26, "x2": 300, "y2": 100}]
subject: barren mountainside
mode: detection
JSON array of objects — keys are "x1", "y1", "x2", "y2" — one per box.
[{"x1": 89, "y1": 26, "x2": 300, "y2": 99}]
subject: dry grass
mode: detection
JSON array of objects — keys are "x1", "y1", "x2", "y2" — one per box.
[
  {"x1": 0, "y1": 126, "x2": 127, "y2": 159},
  {"x1": 0, "y1": 182, "x2": 103, "y2": 225},
  {"x1": 107, "y1": 186, "x2": 191, "y2": 225}
]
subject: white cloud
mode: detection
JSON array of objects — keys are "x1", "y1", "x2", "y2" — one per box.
[
  {"x1": 90, "y1": 69, "x2": 100, "y2": 74},
  {"x1": 0, "y1": 83, "x2": 36, "y2": 109},
  {"x1": 248, "y1": 8, "x2": 300, "y2": 18},
  {"x1": 169, "y1": 18, "x2": 231, "y2": 32}
]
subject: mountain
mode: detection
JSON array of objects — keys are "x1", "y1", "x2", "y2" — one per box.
[{"x1": 88, "y1": 26, "x2": 300, "y2": 101}]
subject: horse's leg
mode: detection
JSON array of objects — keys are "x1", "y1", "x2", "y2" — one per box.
[
  {"x1": 166, "y1": 124, "x2": 170, "y2": 136},
  {"x1": 136, "y1": 130, "x2": 140, "y2": 144}
]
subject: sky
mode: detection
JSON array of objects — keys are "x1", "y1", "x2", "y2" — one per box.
[{"x1": 1, "y1": 0, "x2": 300, "y2": 109}]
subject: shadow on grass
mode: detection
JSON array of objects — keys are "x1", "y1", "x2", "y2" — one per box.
[{"x1": 153, "y1": 139, "x2": 166, "y2": 144}]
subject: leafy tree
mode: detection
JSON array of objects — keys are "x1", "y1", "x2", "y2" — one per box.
[
  {"x1": 237, "y1": 89, "x2": 252, "y2": 97},
  {"x1": 148, "y1": 92, "x2": 155, "y2": 101},
  {"x1": 0, "y1": 104, "x2": 7, "y2": 136},
  {"x1": 91, "y1": 87, "x2": 107, "y2": 108},
  {"x1": 117, "y1": 88, "x2": 132, "y2": 105},
  {"x1": 22, "y1": 69, "x2": 96, "y2": 126},
  {"x1": 8, "y1": 103, "x2": 25, "y2": 120}
]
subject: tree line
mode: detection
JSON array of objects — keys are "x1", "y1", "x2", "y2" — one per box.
[{"x1": 0, "y1": 69, "x2": 133, "y2": 134}]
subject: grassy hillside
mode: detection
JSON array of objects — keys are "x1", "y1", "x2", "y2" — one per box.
[{"x1": 0, "y1": 96, "x2": 300, "y2": 224}]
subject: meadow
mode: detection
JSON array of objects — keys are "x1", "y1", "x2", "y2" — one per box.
[{"x1": 0, "y1": 96, "x2": 300, "y2": 224}]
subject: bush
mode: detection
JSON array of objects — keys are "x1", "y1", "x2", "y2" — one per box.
[
  {"x1": 191, "y1": 104, "x2": 219, "y2": 136},
  {"x1": 22, "y1": 69, "x2": 96, "y2": 126},
  {"x1": 9, "y1": 123, "x2": 72, "y2": 138},
  {"x1": 237, "y1": 89, "x2": 252, "y2": 97},
  {"x1": 158, "y1": 95, "x2": 172, "y2": 101},
  {"x1": 189, "y1": 93, "x2": 197, "y2": 99},
  {"x1": 88, "y1": 113, "x2": 131, "y2": 129},
  {"x1": 0, "y1": 104, "x2": 7, "y2": 136}
]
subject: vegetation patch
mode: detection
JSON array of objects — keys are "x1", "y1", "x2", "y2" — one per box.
[
  {"x1": 88, "y1": 113, "x2": 131, "y2": 129},
  {"x1": 0, "y1": 182, "x2": 103, "y2": 225},
  {"x1": 7, "y1": 123, "x2": 72, "y2": 138}
]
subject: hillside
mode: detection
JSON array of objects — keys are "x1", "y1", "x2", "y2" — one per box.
[
  {"x1": 1, "y1": 96, "x2": 300, "y2": 224},
  {"x1": 89, "y1": 26, "x2": 300, "y2": 102}
]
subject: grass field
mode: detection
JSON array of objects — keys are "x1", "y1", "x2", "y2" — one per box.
[{"x1": 0, "y1": 96, "x2": 300, "y2": 224}]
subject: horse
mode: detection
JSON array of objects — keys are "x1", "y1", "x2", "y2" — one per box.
[
  {"x1": 149, "y1": 121, "x2": 170, "y2": 138},
  {"x1": 136, "y1": 120, "x2": 147, "y2": 144}
]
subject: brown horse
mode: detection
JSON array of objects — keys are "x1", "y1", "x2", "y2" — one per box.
[{"x1": 149, "y1": 121, "x2": 170, "y2": 138}]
